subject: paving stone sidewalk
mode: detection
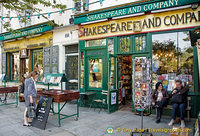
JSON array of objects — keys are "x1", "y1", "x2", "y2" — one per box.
[{"x1": 0, "y1": 99, "x2": 195, "y2": 136}]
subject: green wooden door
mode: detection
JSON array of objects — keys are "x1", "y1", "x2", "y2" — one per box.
[{"x1": 108, "y1": 55, "x2": 118, "y2": 113}]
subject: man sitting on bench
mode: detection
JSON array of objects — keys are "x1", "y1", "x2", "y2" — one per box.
[{"x1": 168, "y1": 80, "x2": 189, "y2": 128}]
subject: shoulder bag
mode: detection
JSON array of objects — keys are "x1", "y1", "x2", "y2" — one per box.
[{"x1": 171, "y1": 93, "x2": 184, "y2": 104}]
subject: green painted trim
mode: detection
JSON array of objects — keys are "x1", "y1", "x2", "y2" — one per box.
[
  {"x1": 84, "y1": 46, "x2": 106, "y2": 50},
  {"x1": 8, "y1": 80, "x2": 20, "y2": 83},
  {"x1": 79, "y1": 41, "x2": 85, "y2": 91},
  {"x1": 74, "y1": 0, "x2": 200, "y2": 24},
  {"x1": 9, "y1": 54, "x2": 12, "y2": 80},
  {"x1": 193, "y1": 46, "x2": 199, "y2": 93}
]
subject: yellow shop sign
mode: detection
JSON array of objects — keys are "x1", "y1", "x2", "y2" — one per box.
[{"x1": 79, "y1": 7, "x2": 200, "y2": 40}]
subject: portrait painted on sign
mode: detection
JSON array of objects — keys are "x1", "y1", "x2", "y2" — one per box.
[
  {"x1": 20, "y1": 48, "x2": 27, "y2": 58},
  {"x1": 133, "y1": 21, "x2": 142, "y2": 32}
]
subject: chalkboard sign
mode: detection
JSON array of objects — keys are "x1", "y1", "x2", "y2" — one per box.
[
  {"x1": 43, "y1": 46, "x2": 59, "y2": 75},
  {"x1": 44, "y1": 47, "x2": 51, "y2": 66},
  {"x1": 2, "y1": 53, "x2": 6, "y2": 74},
  {"x1": 32, "y1": 96, "x2": 53, "y2": 130},
  {"x1": 44, "y1": 67, "x2": 51, "y2": 74},
  {"x1": 52, "y1": 66, "x2": 58, "y2": 74},
  {"x1": 52, "y1": 46, "x2": 58, "y2": 65}
]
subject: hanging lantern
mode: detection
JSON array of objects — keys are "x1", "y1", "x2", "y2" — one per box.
[
  {"x1": 59, "y1": 10, "x2": 62, "y2": 15},
  {"x1": 27, "y1": 15, "x2": 30, "y2": 19},
  {"x1": 99, "y1": 0, "x2": 103, "y2": 6},
  {"x1": 1, "y1": 17, "x2": 4, "y2": 21},
  {"x1": 18, "y1": 16, "x2": 21, "y2": 20},
  {"x1": 72, "y1": 7, "x2": 75, "y2": 13},
  {"x1": 47, "y1": 13, "x2": 50, "y2": 18},
  {"x1": 9, "y1": 17, "x2": 12, "y2": 20},
  {"x1": 37, "y1": 14, "x2": 40, "y2": 19}
]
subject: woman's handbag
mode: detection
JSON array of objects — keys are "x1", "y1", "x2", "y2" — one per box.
[
  {"x1": 27, "y1": 104, "x2": 36, "y2": 118},
  {"x1": 171, "y1": 93, "x2": 184, "y2": 104}
]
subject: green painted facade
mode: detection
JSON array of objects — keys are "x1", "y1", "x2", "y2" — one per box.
[{"x1": 76, "y1": 0, "x2": 200, "y2": 117}]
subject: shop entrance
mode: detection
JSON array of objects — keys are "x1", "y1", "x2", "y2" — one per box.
[{"x1": 118, "y1": 55, "x2": 132, "y2": 111}]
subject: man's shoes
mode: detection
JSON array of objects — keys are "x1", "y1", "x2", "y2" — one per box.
[
  {"x1": 181, "y1": 120, "x2": 185, "y2": 128},
  {"x1": 168, "y1": 119, "x2": 174, "y2": 126},
  {"x1": 156, "y1": 119, "x2": 160, "y2": 123}
]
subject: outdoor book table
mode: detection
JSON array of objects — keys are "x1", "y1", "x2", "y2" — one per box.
[
  {"x1": 38, "y1": 73, "x2": 79, "y2": 127},
  {"x1": 0, "y1": 74, "x2": 18, "y2": 107}
]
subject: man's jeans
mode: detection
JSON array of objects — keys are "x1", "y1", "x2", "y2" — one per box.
[{"x1": 172, "y1": 103, "x2": 186, "y2": 120}]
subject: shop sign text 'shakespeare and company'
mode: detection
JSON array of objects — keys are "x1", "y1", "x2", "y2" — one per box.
[
  {"x1": 75, "y1": 0, "x2": 200, "y2": 24},
  {"x1": 78, "y1": 7, "x2": 200, "y2": 40}
]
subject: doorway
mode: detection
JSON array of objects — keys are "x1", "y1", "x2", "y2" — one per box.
[
  {"x1": 118, "y1": 55, "x2": 132, "y2": 111},
  {"x1": 65, "y1": 55, "x2": 78, "y2": 90}
]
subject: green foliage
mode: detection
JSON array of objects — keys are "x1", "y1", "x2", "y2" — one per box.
[
  {"x1": 152, "y1": 39, "x2": 193, "y2": 75},
  {"x1": 0, "y1": 0, "x2": 67, "y2": 31}
]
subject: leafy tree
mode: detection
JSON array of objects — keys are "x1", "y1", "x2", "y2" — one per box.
[{"x1": 0, "y1": 0, "x2": 66, "y2": 31}]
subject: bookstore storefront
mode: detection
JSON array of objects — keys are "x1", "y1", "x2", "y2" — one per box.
[
  {"x1": 0, "y1": 23, "x2": 54, "y2": 84},
  {"x1": 75, "y1": 0, "x2": 200, "y2": 116}
]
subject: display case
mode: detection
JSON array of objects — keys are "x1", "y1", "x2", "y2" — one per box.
[
  {"x1": 38, "y1": 73, "x2": 79, "y2": 127},
  {"x1": 133, "y1": 57, "x2": 151, "y2": 115},
  {"x1": 0, "y1": 74, "x2": 18, "y2": 107}
]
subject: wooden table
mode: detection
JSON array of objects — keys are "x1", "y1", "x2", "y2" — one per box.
[
  {"x1": 0, "y1": 87, "x2": 18, "y2": 107},
  {"x1": 37, "y1": 89, "x2": 80, "y2": 127}
]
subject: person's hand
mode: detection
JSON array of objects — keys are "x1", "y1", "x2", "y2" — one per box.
[
  {"x1": 152, "y1": 102, "x2": 155, "y2": 106},
  {"x1": 158, "y1": 98, "x2": 162, "y2": 102},
  {"x1": 172, "y1": 90, "x2": 177, "y2": 94},
  {"x1": 30, "y1": 96, "x2": 33, "y2": 103}
]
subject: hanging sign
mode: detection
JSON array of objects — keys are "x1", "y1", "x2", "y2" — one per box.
[
  {"x1": 0, "y1": 23, "x2": 53, "y2": 41},
  {"x1": 79, "y1": 7, "x2": 200, "y2": 40},
  {"x1": 20, "y1": 48, "x2": 27, "y2": 58},
  {"x1": 75, "y1": 0, "x2": 200, "y2": 24},
  {"x1": 111, "y1": 92, "x2": 116, "y2": 105}
]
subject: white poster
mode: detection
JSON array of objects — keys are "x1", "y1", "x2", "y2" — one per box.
[{"x1": 111, "y1": 92, "x2": 116, "y2": 105}]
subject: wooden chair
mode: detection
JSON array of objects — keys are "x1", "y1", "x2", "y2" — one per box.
[{"x1": 92, "y1": 90, "x2": 108, "y2": 113}]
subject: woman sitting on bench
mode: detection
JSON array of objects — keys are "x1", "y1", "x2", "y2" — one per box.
[{"x1": 151, "y1": 82, "x2": 169, "y2": 123}]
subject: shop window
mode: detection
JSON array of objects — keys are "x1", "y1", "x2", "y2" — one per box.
[
  {"x1": 86, "y1": 39, "x2": 106, "y2": 47},
  {"x1": 152, "y1": 32, "x2": 194, "y2": 91},
  {"x1": 89, "y1": 58, "x2": 102, "y2": 88},
  {"x1": 11, "y1": 53, "x2": 20, "y2": 81},
  {"x1": 33, "y1": 50, "x2": 43, "y2": 82},
  {"x1": 80, "y1": 52, "x2": 84, "y2": 88},
  {"x1": 108, "y1": 39, "x2": 114, "y2": 54},
  {"x1": 65, "y1": 44, "x2": 78, "y2": 54},
  {"x1": 135, "y1": 35, "x2": 146, "y2": 51},
  {"x1": 120, "y1": 36, "x2": 130, "y2": 53}
]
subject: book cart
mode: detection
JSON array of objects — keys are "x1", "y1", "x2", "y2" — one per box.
[
  {"x1": 37, "y1": 73, "x2": 79, "y2": 127},
  {"x1": 0, "y1": 74, "x2": 18, "y2": 107}
]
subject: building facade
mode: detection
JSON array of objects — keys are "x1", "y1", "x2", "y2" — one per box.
[{"x1": 75, "y1": 0, "x2": 200, "y2": 117}]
